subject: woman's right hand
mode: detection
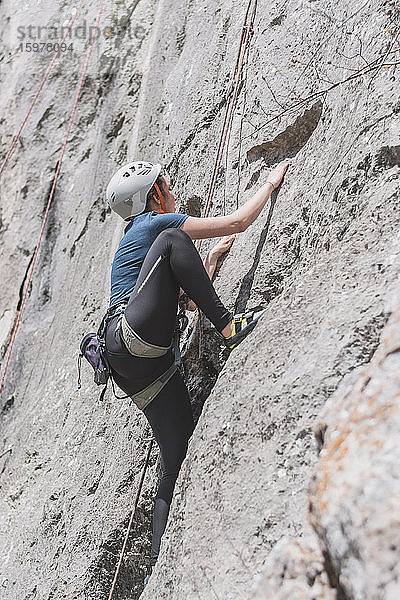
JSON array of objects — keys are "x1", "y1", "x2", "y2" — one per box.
[
  {"x1": 182, "y1": 161, "x2": 291, "y2": 240},
  {"x1": 265, "y1": 161, "x2": 291, "y2": 190}
]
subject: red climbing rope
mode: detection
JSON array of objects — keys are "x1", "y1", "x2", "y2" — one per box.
[
  {"x1": 0, "y1": 0, "x2": 106, "y2": 394},
  {"x1": 0, "y1": 0, "x2": 87, "y2": 176},
  {"x1": 197, "y1": 0, "x2": 258, "y2": 358},
  {"x1": 200, "y1": 0, "x2": 258, "y2": 225}
]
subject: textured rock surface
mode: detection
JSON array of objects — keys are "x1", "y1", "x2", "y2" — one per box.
[
  {"x1": 309, "y1": 280, "x2": 400, "y2": 600},
  {"x1": 249, "y1": 537, "x2": 336, "y2": 600},
  {"x1": 0, "y1": 0, "x2": 399, "y2": 599}
]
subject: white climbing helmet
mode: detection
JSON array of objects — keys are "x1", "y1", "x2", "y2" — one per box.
[{"x1": 106, "y1": 161, "x2": 162, "y2": 220}]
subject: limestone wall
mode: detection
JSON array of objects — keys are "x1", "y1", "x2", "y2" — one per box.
[{"x1": 0, "y1": 1, "x2": 399, "y2": 599}]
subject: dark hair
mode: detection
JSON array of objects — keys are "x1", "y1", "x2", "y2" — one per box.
[{"x1": 145, "y1": 171, "x2": 166, "y2": 210}]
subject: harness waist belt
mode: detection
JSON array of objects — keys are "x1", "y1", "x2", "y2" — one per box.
[
  {"x1": 120, "y1": 314, "x2": 171, "y2": 358},
  {"x1": 116, "y1": 314, "x2": 179, "y2": 410},
  {"x1": 130, "y1": 361, "x2": 178, "y2": 411},
  {"x1": 107, "y1": 300, "x2": 128, "y2": 316}
]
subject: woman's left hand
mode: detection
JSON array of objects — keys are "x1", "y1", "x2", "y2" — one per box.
[
  {"x1": 210, "y1": 234, "x2": 236, "y2": 259},
  {"x1": 185, "y1": 236, "x2": 236, "y2": 313}
]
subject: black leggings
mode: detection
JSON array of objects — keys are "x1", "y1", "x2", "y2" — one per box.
[{"x1": 105, "y1": 228, "x2": 231, "y2": 566}]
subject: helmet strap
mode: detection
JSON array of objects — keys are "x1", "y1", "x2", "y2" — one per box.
[{"x1": 154, "y1": 182, "x2": 167, "y2": 213}]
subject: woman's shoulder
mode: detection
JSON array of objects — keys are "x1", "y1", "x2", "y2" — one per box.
[
  {"x1": 154, "y1": 211, "x2": 189, "y2": 225},
  {"x1": 125, "y1": 211, "x2": 188, "y2": 236}
]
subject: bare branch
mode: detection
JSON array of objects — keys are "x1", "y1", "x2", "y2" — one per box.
[{"x1": 244, "y1": 57, "x2": 400, "y2": 141}]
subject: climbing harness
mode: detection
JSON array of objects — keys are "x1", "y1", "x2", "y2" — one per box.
[
  {"x1": 120, "y1": 316, "x2": 171, "y2": 358},
  {"x1": 78, "y1": 302, "x2": 188, "y2": 410},
  {"x1": 0, "y1": 0, "x2": 106, "y2": 395}
]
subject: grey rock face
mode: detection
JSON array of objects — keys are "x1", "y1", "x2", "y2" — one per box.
[
  {"x1": 309, "y1": 282, "x2": 400, "y2": 600},
  {"x1": 0, "y1": 0, "x2": 399, "y2": 599},
  {"x1": 250, "y1": 537, "x2": 336, "y2": 600}
]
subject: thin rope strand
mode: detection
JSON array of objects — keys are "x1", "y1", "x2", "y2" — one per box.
[
  {"x1": 107, "y1": 438, "x2": 154, "y2": 600},
  {"x1": 0, "y1": 0, "x2": 105, "y2": 394},
  {"x1": 197, "y1": 0, "x2": 257, "y2": 358},
  {"x1": 0, "y1": 0, "x2": 87, "y2": 176}
]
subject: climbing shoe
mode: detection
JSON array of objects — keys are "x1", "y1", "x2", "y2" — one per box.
[{"x1": 223, "y1": 309, "x2": 266, "y2": 350}]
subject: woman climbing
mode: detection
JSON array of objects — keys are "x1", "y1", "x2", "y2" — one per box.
[{"x1": 104, "y1": 159, "x2": 289, "y2": 583}]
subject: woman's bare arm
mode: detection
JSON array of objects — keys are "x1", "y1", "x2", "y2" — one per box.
[{"x1": 181, "y1": 161, "x2": 290, "y2": 240}]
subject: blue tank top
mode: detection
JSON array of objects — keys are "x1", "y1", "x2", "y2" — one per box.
[{"x1": 109, "y1": 211, "x2": 189, "y2": 308}]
